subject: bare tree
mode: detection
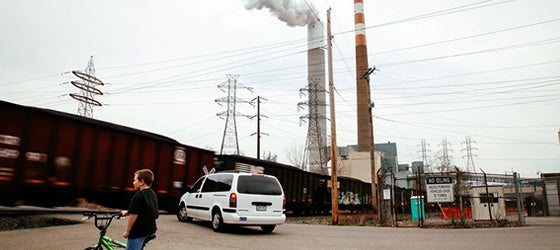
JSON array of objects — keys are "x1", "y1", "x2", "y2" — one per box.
[
  {"x1": 262, "y1": 151, "x2": 277, "y2": 162},
  {"x1": 285, "y1": 143, "x2": 305, "y2": 170}
]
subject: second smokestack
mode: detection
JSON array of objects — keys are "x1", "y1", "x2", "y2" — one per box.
[{"x1": 354, "y1": 0, "x2": 372, "y2": 152}]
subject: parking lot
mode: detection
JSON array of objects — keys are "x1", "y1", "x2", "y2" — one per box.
[{"x1": 1, "y1": 214, "x2": 560, "y2": 249}]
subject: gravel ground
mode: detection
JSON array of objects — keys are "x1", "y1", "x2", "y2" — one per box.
[{"x1": 0, "y1": 215, "x2": 80, "y2": 231}]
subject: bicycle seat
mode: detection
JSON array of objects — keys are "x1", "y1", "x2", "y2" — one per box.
[{"x1": 144, "y1": 234, "x2": 156, "y2": 244}]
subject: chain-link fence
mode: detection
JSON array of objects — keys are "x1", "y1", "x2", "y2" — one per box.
[{"x1": 376, "y1": 168, "x2": 552, "y2": 226}]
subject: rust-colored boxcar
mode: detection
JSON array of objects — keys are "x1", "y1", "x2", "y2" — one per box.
[{"x1": 0, "y1": 100, "x2": 214, "y2": 212}]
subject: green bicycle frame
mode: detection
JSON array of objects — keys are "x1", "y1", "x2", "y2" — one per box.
[{"x1": 100, "y1": 235, "x2": 127, "y2": 249}]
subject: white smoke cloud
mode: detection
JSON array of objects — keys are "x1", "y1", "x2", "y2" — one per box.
[{"x1": 244, "y1": 0, "x2": 319, "y2": 27}]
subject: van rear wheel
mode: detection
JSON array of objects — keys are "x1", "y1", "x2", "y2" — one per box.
[{"x1": 261, "y1": 225, "x2": 276, "y2": 233}]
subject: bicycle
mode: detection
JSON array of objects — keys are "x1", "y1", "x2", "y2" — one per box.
[{"x1": 83, "y1": 212, "x2": 155, "y2": 250}]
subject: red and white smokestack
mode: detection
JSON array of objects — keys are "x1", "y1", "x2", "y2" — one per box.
[
  {"x1": 354, "y1": 0, "x2": 372, "y2": 152},
  {"x1": 354, "y1": 0, "x2": 367, "y2": 49}
]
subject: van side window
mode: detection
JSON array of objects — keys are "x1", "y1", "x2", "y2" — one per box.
[
  {"x1": 202, "y1": 174, "x2": 233, "y2": 192},
  {"x1": 191, "y1": 176, "x2": 205, "y2": 193}
]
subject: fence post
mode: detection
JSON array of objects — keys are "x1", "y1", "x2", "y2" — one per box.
[
  {"x1": 513, "y1": 172, "x2": 526, "y2": 224},
  {"x1": 480, "y1": 168, "x2": 493, "y2": 224},
  {"x1": 455, "y1": 167, "x2": 465, "y2": 223}
]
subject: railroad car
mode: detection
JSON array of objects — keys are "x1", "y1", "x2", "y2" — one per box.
[
  {"x1": 215, "y1": 154, "x2": 373, "y2": 214},
  {"x1": 0, "y1": 100, "x2": 214, "y2": 212}
]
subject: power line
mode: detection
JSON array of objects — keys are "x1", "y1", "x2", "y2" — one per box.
[
  {"x1": 374, "y1": 115, "x2": 557, "y2": 145},
  {"x1": 337, "y1": 0, "x2": 519, "y2": 35},
  {"x1": 374, "y1": 77, "x2": 560, "y2": 101},
  {"x1": 380, "y1": 59, "x2": 560, "y2": 85},
  {"x1": 377, "y1": 96, "x2": 560, "y2": 116},
  {"x1": 371, "y1": 18, "x2": 560, "y2": 56},
  {"x1": 375, "y1": 75, "x2": 560, "y2": 91},
  {"x1": 379, "y1": 37, "x2": 560, "y2": 67}
]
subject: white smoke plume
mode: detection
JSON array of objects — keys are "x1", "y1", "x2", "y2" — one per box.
[{"x1": 244, "y1": 0, "x2": 319, "y2": 27}]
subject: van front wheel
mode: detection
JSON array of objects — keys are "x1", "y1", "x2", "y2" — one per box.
[
  {"x1": 212, "y1": 211, "x2": 225, "y2": 232},
  {"x1": 177, "y1": 203, "x2": 192, "y2": 222}
]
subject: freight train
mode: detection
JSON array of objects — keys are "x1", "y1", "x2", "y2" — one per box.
[
  {"x1": 0, "y1": 100, "x2": 372, "y2": 214},
  {"x1": 0, "y1": 100, "x2": 214, "y2": 212},
  {"x1": 215, "y1": 154, "x2": 372, "y2": 214}
]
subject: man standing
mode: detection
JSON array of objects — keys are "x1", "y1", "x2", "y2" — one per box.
[{"x1": 121, "y1": 169, "x2": 158, "y2": 250}]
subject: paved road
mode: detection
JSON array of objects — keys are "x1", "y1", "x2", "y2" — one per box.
[{"x1": 1, "y1": 215, "x2": 559, "y2": 249}]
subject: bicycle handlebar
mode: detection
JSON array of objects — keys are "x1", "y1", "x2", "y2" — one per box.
[
  {"x1": 83, "y1": 212, "x2": 122, "y2": 220},
  {"x1": 82, "y1": 212, "x2": 123, "y2": 231}
]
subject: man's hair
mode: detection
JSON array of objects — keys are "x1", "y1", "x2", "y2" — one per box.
[{"x1": 135, "y1": 169, "x2": 155, "y2": 186}]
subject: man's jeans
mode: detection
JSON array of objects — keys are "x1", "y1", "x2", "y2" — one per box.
[{"x1": 126, "y1": 235, "x2": 147, "y2": 250}]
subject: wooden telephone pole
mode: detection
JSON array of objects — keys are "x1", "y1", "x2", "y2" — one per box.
[{"x1": 327, "y1": 8, "x2": 339, "y2": 225}]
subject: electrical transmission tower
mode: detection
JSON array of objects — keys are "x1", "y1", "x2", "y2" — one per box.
[
  {"x1": 70, "y1": 56, "x2": 104, "y2": 118},
  {"x1": 437, "y1": 138, "x2": 453, "y2": 172},
  {"x1": 418, "y1": 139, "x2": 432, "y2": 173},
  {"x1": 215, "y1": 74, "x2": 253, "y2": 155},
  {"x1": 461, "y1": 136, "x2": 478, "y2": 173},
  {"x1": 298, "y1": 78, "x2": 327, "y2": 174}
]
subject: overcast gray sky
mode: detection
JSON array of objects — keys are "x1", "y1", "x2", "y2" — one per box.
[{"x1": 1, "y1": 0, "x2": 559, "y2": 177}]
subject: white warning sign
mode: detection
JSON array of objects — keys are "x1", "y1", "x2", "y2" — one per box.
[{"x1": 426, "y1": 177, "x2": 454, "y2": 203}]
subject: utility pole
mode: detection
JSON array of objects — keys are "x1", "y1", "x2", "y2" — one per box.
[
  {"x1": 251, "y1": 96, "x2": 268, "y2": 159},
  {"x1": 369, "y1": 99, "x2": 377, "y2": 215},
  {"x1": 327, "y1": 8, "x2": 339, "y2": 225},
  {"x1": 256, "y1": 96, "x2": 261, "y2": 159}
]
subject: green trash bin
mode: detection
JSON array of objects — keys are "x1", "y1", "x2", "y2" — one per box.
[{"x1": 411, "y1": 196, "x2": 425, "y2": 221}]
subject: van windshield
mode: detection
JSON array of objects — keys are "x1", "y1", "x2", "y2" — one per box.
[{"x1": 237, "y1": 176, "x2": 282, "y2": 195}]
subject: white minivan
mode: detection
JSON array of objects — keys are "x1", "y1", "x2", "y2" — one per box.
[{"x1": 177, "y1": 172, "x2": 286, "y2": 233}]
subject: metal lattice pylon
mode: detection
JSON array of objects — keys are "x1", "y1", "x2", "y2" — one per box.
[
  {"x1": 461, "y1": 136, "x2": 478, "y2": 173},
  {"x1": 80, "y1": 57, "x2": 95, "y2": 117},
  {"x1": 215, "y1": 74, "x2": 253, "y2": 155},
  {"x1": 70, "y1": 56, "x2": 104, "y2": 118},
  {"x1": 298, "y1": 77, "x2": 327, "y2": 174},
  {"x1": 437, "y1": 138, "x2": 453, "y2": 172},
  {"x1": 418, "y1": 139, "x2": 432, "y2": 173}
]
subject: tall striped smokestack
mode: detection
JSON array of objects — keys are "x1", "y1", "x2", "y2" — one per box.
[{"x1": 354, "y1": 0, "x2": 372, "y2": 152}]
